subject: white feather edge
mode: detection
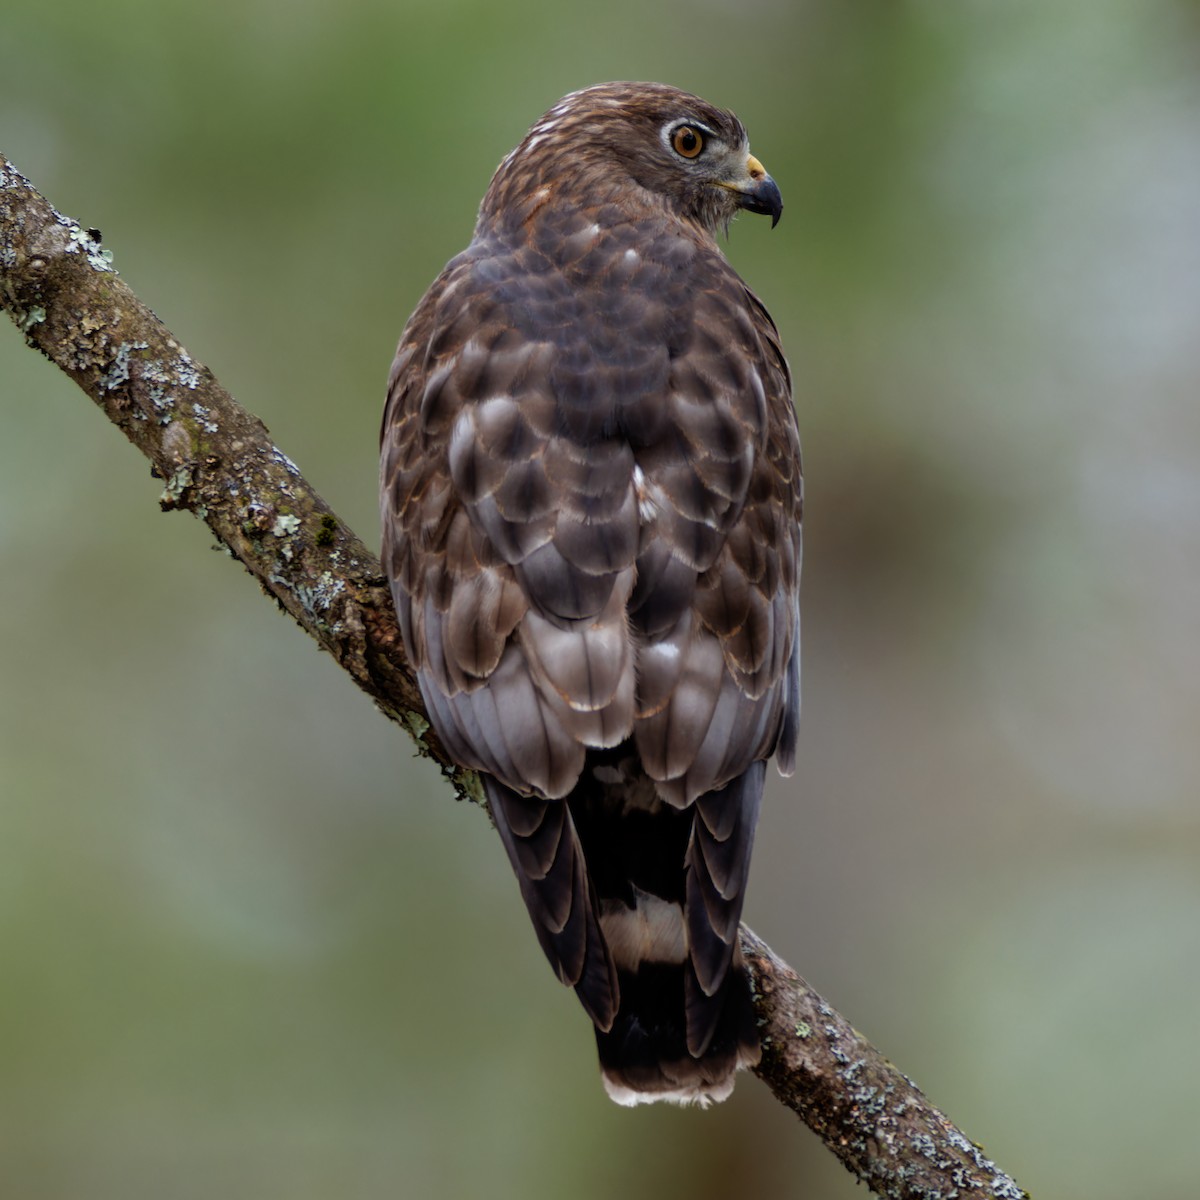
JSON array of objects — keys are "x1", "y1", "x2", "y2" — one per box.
[{"x1": 601, "y1": 1069, "x2": 741, "y2": 1109}]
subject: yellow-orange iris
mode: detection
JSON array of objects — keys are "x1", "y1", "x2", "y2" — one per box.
[{"x1": 671, "y1": 125, "x2": 704, "y2": 159}]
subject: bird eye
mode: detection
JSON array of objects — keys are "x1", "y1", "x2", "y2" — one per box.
[{"x1": 671, "y1": 125, "x2": 704, "y2": 159}]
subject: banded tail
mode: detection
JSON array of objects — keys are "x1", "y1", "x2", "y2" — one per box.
[{"x1": 486, "y1": 753, "x2": 764, "y2": 1106}]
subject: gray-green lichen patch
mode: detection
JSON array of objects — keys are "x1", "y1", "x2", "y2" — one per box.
[
  {"x1": 901, "y1": 1128, "x2": 1028, "y2": 1200},
  {"x1": 65, "y1": 224, "x2": 115, "y2": 273},
  {"x1": 16, "y1": 304, "x2": 45, "y2": 333},
  {"x1": 794, "y1": 1021, "x2": 812, "y2": 1039},
  {"x1": 846, "y1": 1081, "x2": 889, "y2": 1122},
  {"x1": 909, "y1": 1132, "x2": 952, "y2": 1171},
  {"x1": 110, "y1": 348, "x2": 207, "y2": 427},
  {"x1": 269, "y1": 512, "x2": 303, "y2": 563},
  {"x1": 404, "y1": 710, "x2": 430, "y2": 741},
  {"x1": 272, "y1": 513, "x2": 301, "y2": 538},
  {"x1": 192, "y1": 402, "x2": 218, "y2": 433},
  {"x1": 159, "y1": 464, "x2": 194, "y2": 507},
  {"x1": 991, "y1": 1178, "x2": 1029, "y2": 1199},
  {"x1": 148, "y1": 385, "x2": 174, "y2": 423},
  {"x1": 941, "y1": 1131, "x2": 1028, "y2": 1199},
  {"x1": 291, "y1": 570, "x2": 346, "y2": 628},
  {"x1": 174, "y1": 349, "x2": 202, "y2": 391},
  {"x1": 136, "y1": 357, "x2": 177, "y2": 424},
  {"x1": 454, "y1": 768, "x2": 485, "y2": 806},
  {"x1": 100, "y1": 340, "x2": 149, "y2": 392}
]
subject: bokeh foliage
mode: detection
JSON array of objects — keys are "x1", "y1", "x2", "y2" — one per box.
[{"x1": 3, "y1": 2, "x2": 1200, "y2": 1197}]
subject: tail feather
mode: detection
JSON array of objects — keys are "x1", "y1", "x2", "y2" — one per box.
[
  {"x1": 599, "y1": 953, "x2": 761, "y2": 1106},
  {"x1": 487, "y1": 778, "x2": 618, "y2": 1030},
  {"x1": 685, "y1": 762, "x2": 764, "y2": 1002},
  {"x1": 489, "y1": 752, "x2": 765, "y2": 1105}
]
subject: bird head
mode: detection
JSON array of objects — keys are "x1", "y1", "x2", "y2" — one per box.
[{"x1": 481, "y1": 82, "x2": 782, "y2": 238}]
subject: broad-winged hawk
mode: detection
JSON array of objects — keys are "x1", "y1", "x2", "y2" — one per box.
[{"x1": 381, "y1": 82, "x2": 802, "y2": 1106}]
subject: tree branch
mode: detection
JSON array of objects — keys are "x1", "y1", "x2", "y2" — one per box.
[{"x1": 0, "y1": 152, "x2": 1028, "y2": 1200}]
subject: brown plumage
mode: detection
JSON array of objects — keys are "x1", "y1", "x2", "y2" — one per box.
[{"x1": 380, "y1": 82, "x2": 802, "y2": 1106}]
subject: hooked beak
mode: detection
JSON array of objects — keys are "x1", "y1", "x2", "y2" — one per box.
[{"x1": 725, "y1": 153, "x2": 783, "y2": 228}]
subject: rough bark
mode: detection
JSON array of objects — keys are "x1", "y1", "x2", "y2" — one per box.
[
  {"x1": 0, "y1": 152, "x2": 1028, "y2": 1200},
  {"x1": 740, "y1": 929, "x2": 1028, "y2": 1197}
]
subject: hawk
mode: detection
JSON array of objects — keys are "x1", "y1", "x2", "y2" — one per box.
[{"x1": 381, "y1": 82, "x2": 801, "y2": 1106}]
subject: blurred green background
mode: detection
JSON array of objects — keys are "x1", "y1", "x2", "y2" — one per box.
[{"x1": 3, "y1": 2, "x2": 1200, "y2": 1197}]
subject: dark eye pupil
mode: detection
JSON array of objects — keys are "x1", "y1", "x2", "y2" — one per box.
[{"x1": 678, "y1": 129, "x2": 697, "y2": 153}]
